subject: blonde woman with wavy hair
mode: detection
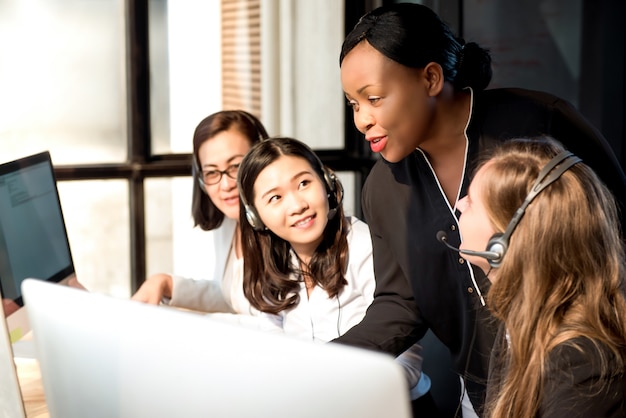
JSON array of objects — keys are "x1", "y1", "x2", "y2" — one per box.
[{"x1": 456, "y1": 137, "x2": 626, "y2": 417}]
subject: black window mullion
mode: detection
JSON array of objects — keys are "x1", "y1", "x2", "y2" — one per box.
[{"x1": 126, "y1": 0, "x2": 151, "y2": 293}]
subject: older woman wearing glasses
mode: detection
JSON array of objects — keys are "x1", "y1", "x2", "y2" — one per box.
[{"x1": 132, "y1": 110, "x2": 267, "y2": 315}]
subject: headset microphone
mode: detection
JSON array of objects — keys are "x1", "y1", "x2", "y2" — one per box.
[
  {"x1": 436, "y1": 231, "x2": 502, "y2": 262},
  {"x1": 436, "y1": 149, "x2": 582, "y2": 269}
]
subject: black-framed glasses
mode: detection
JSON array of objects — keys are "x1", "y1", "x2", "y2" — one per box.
[{"x1": 199, "y1": 163, "x2": 240, "y2": 185}]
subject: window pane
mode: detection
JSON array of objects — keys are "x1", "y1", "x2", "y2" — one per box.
[
  {"x1": 148, "y1": 0, "x2": 171, "y2": 156},
  {"x1": 465, "y1": 0, "x2": 582, "y2": 107},
  {"x1": 58, "y1": 180, "x2": 130, "y2": 298},
  {"x1": 145, "y1": 178, "x2": 174, "y2": 278},
  {"x1": 0, "y1": 0, "x2": 127, "y2": 164},
  {"x1": 336, "y1": 171, "x2": 356, "y2": 218},
  {"x1": 145, "y1": 176, "x2": 218, "y2": 281},
  {"x1": 290, "y1": 1, "x2": 344, "y2": 150},
  {"x1": 149, "y1": 0, "x2": 222, "y2": 155}
]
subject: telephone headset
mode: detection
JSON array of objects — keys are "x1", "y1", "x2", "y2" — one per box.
[
  {"x1": 240, "y1": 150, "x2": 343, "y2": 232},
  {"x1": 438, "y1": 150, "x2": 582, "y2": 268},
  {"x1": 193, "y1": 110, "x2": 268, "y2": 193}
]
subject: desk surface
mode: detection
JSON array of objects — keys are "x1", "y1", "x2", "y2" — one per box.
[{"x1": 15, "y1": 357, "x2": 48, "y2": 417}]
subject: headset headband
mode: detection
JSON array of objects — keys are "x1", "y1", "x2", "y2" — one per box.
[{"x1": 497, "y1": 150, "x2": 582, "y2": 247}]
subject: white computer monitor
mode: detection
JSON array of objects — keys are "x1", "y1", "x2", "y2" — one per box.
[
  {"x1": 0, "y1": 151, "x2": 76, "y2": 344},
  {"x1": 22, "y1": 279, "x2": 411, "y2": 418}
]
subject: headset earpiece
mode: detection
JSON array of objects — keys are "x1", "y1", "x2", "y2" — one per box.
[
  {"x1": 191, "y1": 157, "x2": 209, "y2": 195},
  {"x1": 238, "y1": 171, "x2": 266, "y2": 231},
  {"x1": 485, "y1": 233, "x2": 507, "y2": 268},
  {"x1": 322, "y1": 168, "x2": 343, "y2": 220},
  {"x1": 244, "y1": 203, "x2": 265, "y2": 231},
  {"x1": 322, "y1": 167, "x2": 336, "y2": 195}
]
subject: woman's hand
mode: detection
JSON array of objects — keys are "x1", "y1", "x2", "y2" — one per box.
[{"x1": 131, "y1": 273, "x2": 173, "y2": 305}]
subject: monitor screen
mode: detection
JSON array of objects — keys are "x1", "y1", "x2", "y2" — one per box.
[{"x1": 0, "y1": 151, "x2": 74, "y2": 342}]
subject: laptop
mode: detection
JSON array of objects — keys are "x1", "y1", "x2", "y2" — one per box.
[
  {"x1": 0, "y1": 151, "x2": 76, "y2": 347},
  {"x1": 22, "y1": 278, "x2": 411, "y2": 418}
]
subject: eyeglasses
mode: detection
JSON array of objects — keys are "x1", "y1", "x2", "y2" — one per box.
[{"x1": 199, "y1": 163, "x2": 241, "y2": 185}]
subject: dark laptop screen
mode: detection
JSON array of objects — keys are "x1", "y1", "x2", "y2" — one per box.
[{"x1": 0, "y1": 151, "x2": 74, "y2": 308}]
